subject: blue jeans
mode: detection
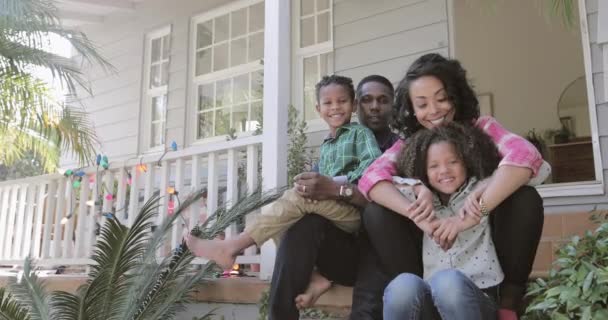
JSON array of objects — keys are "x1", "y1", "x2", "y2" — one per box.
[{"x1": 383, "y1": 269, "x2": 498, "y2": 320}]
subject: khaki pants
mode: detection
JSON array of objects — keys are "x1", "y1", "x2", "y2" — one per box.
[{"x1": 245, "y1": 189, "x2": 361, "y2": 245}]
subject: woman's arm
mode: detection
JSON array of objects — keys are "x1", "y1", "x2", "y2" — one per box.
[{"x1": 481, "y1": 165, "x2": 532, "y2": 212}]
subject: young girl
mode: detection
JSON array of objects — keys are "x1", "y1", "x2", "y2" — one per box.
[
  {"x1": 187, "y1": 75, "x2": 380, "y2": 284},
  {"x1": 384, "y1": 122, "x2": 502, "y2": 320}
]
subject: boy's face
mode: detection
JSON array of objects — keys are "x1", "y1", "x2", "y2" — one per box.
[
  {"x1": 426, "y1": 141, "x2": 466, "y2": 197},
  {"x1": 357, "y1": 81, "x2": 393, "y2": 133},
  {"x1": 316, "y1": 83, "x2": 355, "y2": 134}
]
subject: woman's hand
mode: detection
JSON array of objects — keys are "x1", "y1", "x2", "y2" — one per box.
[
  {"x1": 293, "y1": 172, "x2": 340, "y2": 201},
  {"x1": 458, "y1": 178, "x2": 490, "y2": 220},
  {"x1": 431, "y1": 214, "x2": 481, "y2": 251},
  {"x1": 408, "y1": 184, "x2": 435, "y2": 223}
]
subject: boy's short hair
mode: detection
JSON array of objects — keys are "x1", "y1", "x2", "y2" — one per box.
[
  {"x1": 315, "y1": 75, "x2": 355, "y2": 103},
  {"x1": 396, "y1": 122, "x2": 500, "y2": 187}
]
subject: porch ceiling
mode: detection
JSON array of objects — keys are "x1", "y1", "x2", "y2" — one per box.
[{"x1": 54, "y1": 0, "x2": 146, "y2": 26}]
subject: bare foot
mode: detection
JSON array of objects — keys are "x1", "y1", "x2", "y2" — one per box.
[
  {"x1": 294, "y1": 272, "x2": 332, "y2": 309},
  {"x1": 186, "y1": 235, "x2": 237, "y2": 269}
]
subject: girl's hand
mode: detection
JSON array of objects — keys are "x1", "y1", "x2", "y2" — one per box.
[
  {"x1": 294, "y1": 172, "x2": 339, "y2": 201},
  {"x1": 431, "y1": 217, "x2": 461, "y2": 251},
  {"x1": 407, "y1": 184, "x2": 435, "y2": 223}
]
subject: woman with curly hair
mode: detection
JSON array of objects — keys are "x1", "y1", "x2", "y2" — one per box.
[
  {"x1": 355, "y1": 53, "x2": 550, "y2": 320},
  {"x1": 384, "y1": 122, "x2": 502, "y2": 319}
]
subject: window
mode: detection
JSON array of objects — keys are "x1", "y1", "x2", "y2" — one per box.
[
  {"x1": 143, "y1": 27, "x2": 171, "y2": 150},
  {"x1": 191, "y1": 0, "x2": 264, "y2": 141},
  {"x1": 296, "y1": 0, "x2": 333, "y2": 124}
]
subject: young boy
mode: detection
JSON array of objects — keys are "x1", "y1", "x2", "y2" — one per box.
[{"x1": 187, "y1": 75, "x2": 382, "y2": 271}]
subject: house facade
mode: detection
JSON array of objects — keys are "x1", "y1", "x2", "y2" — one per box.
[{"x1": 0, "y1": 0, "x2": 607, "y2": 279}]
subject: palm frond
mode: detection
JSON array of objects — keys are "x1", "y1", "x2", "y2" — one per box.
[
  {"x1": 191, "y1": 187, "x2": 288, "y2": 240},
  {"x1": 7, "y1": 257, "x2": 49, "y2": 320},
  {"x1": 0, "y1": 287, "x2": 30, "y2": 320},
  {"x1": 80, "y1": 195, "x2": 160, "y2": 320},
  {"x1": 48, "y1": 291, "x2": 80, "y2": 320}
]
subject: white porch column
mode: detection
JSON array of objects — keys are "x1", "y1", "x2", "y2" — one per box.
[{"x1": 260, "y1": 0, "x2": 290, "y2": 280}]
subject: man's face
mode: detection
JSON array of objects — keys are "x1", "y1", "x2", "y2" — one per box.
[{"x1": 357, "y1": 81, "x2": 394, "y2": 133}]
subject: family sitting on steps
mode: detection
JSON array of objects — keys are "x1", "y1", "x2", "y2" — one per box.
[{"x1": 188, "y1": 53, "x2": 551, "y2": 320}]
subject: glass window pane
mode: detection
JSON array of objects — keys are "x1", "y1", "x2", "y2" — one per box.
[
  {"x1": 151, "y1": 123, "x2": 163, "y2": 147},
  {"x1": 150, "y1": 64, "x2": 160, "y2": 88},
  {"x1": 215, "y1": 108, "x2": 230, "y2": 136},
  {"x1": 303, "y1": 55, "x2": 318, "y2": 90},
  {"x1": 162, "y1": 35, "x2": 171, "y2": 59},
  {"x1": 230, "y1": 38, "x2": 247, "y2": 67},
  {"x1": 195, "y1": 49, "x2": 211, "y2": 76},
  {"x1": 304, "y1": 89, "x2": 319, "y2": 121},
  {"x1": 198, "y1": 84, "x2": 214, "y2": 111},
  {"x1": 213, "y1": 43, "x2": 229, "y2": 71},
  {"x1": 160, "y1": 61, "x2": 169, "y2": 86},
  {"x1": 320, "y1": 52, "x2": 332, "y2": 76},
  {"x1": 232, "y1": 104, "x2": 248, "y2": 133},
  {"x1": 301, "y1": 0, "x2": 314, "y2": 16},
  {"x1": 251, "y1": 70, "x2": 263, "y2": 100},
  {"x1": 317, "y1": 12, "x2": 330, "y2": 43},
  {"x1": 250, "y1": 101, "x2": 263, "y2": 130},
  {"x1": 233, "y1": 74, "x2": 249, "y2": 104},
  {"x1": 152, "y1": 95, "x2": 165, "y2": 121},
  {"x1": 317, "y1": 0, "x2": 329, "y2": 11},
  {"x1": 231, "y1": 8, "x2": 247, "y2": 38},
  {"x1": 249, "y1": 2, "x2": 264, "y2": 32},
  {"x1": 151, "y1": 38, "x2": 161, "y2": 62},
  {"x1": 216, "y1": 78, "x2": 232, "y2": 108},
  {"x1": 197, "y1": 21, "x2": 213, "y2": 48},
  {"x1": 300, "y1": 17, "x2": 315, "y2": 47},
  {"x1": 214, "y1": 14, "x2": 229, "y2": 43},
  {"x1": 197, "y1": 112, "x2": 213, "y2": 139},
  {"x1": 248, "y1": 32, "x2": 264, "y2": 62}
]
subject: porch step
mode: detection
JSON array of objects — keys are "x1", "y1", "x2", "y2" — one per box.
[{"x1": 0, "y1": 274, "x2": 353, "y2": 314}]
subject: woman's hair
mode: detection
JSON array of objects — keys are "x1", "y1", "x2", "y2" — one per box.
[
  {"x1": 355, "y1": 74, "x2": 394, "y2": 99},
  {"x1": 392, "y1": 53, "x2": 480, "y2": 137},
  {"x1": 315, "y1": 74, "x2": 355, "y2": 103},
  {"x1": 396, "y1": 122, "x2": 500, "y2": 188}
]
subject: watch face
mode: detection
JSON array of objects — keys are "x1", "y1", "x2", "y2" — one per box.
[{"x1": 345, "y1": 187, "x2": 353, "y2": 196}]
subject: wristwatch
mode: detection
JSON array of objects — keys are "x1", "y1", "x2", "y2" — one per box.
[{"x1": 339, "y1": 184, "x2": 354, "y2": 200}]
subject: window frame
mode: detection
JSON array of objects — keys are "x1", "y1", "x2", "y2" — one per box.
[
  {"x1": 141, "y1": 25, "x2": 171, "y2": 153},
  {"x1": 188, "y1": 0, "x2": 265, "y2": 145},
  {"x1": 294, "y1": 0, "x2": 334, "y2": 133},
  {"x1": 533, "y1": 0, "x2": 604, "y2": 197}
]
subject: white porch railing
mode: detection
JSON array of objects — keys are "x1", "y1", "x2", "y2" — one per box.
[{"x1": 0, "y1": 135, "x2": 266, "y2": 275}]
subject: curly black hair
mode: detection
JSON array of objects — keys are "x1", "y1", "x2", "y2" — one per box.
[
  {"x1": 315, "y1": 74, "x2": 355, "y2": 103},
  {"x1": 392, "y1": 53, "x2": 480, "y2": 137},
  {"x1": 396, "y1": 122, "x2": 500, "y2": 190}
]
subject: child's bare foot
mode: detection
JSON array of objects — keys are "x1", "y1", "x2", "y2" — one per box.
[
  {"x1": 186, "y1": 235, "x2": 237, "y2": 269},
  {"x1": 294, "y1": 272, "x2": 332, "y2": 309}
]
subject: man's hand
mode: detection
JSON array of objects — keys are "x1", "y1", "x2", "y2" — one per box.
[
  {"x1": 408, "y1": 184, "x2": 435, "y2": 223},
  {"x1": 293, "y1": 172, "x2": 340, "y2": 201}
]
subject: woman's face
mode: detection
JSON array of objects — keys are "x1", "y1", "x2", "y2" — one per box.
[{"x1": 409, "y1": 76, "x2": 455, "y2": 129}]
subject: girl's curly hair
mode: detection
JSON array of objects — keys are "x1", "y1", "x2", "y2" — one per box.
[
  {"x1": 396, "y1": 122, "x2": 500, "y2": 189},
  {"x1": 392, "y1": 53, "x2": 480, "y2": 137}
]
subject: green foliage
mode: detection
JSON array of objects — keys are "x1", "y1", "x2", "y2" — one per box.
[
  {"x1": 0, "y1": 186, "x2": 277, "y2": 320},
  {"x1": 287, "y1": 104, "x2": 315, "y2": 183},
  {"x1": 524, "y1": 211, "x2": 608, "y2": 320},
  {"x1": 0, "y1": 0, "x2": 112, "y2": 171}
]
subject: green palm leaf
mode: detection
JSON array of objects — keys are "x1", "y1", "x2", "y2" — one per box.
[
  {"x1": 8, "y1": 257, "x2": 49, "y2": 320},
  {"x1": 48, "y1": 291, "x2": 80, "y2": 320},
  {"x1": 0, "y1": 287, "x2": 30, "y2": 320}
]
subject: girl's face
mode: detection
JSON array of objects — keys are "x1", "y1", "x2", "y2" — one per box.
[
  {"x1": 409, "y1": 76, "x2": 455, "y2": 129},
  {"x1": 426, "y1": 141, "x2": 466, "y2": 198},
  {"x1": 316, "y1": 83, "x2": 355, "y2": 135}
]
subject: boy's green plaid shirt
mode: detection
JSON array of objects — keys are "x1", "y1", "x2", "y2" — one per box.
[{"x1": 318, "y1": 123, "x2": 382, "y2": 183}]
